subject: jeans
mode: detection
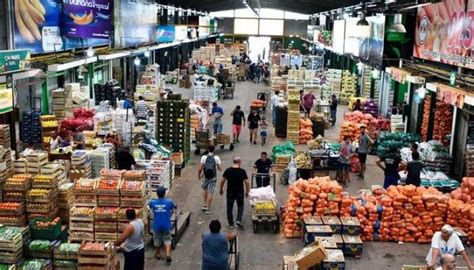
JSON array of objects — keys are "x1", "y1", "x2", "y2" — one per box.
[
  {"x1": 330, "y1": 109, "x2": 337, "y2": 125},
  {"x1": 213, "y1": 121, "x2": 223, "y2": 134},
  {"x1": 384, "y1": 175, "x2": 399, "y2": 189},
  {"x1": 256, "y1": 176, "x2": 270, "y2": 187},
  {"x1": 124, "y1": 248, "x2": 145, "y2": 270},
  {"x1": 272, "y1": 106, "x2": 277, "y2": 125},
  {"x1": 226, "y1": 192, "x2": 244, "y2": 225}
]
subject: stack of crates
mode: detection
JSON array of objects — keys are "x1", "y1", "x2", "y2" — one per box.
[
  {"x1": 302, "y1": 215, "x2": 363, "y2": 269},
  {"x1": 287, "y1": 89, "x2": 300, "y2": 144},
  {"x1": 156, "y1": 99, "x2": 191, "y2": 164},
  {"x1": 20, "y1": 111, "x2": 41, "y2": 144}
]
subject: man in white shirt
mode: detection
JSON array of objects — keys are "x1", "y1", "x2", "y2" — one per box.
[
  {"x1": 198, "y1": 146, "x2": 222, "y2": 214},
  {"x1": 426, "y1": 224, "x2": 473, "y2": 269},
  {"x1": 271, "y1": 90, "x2": 280, "y2": 126}
]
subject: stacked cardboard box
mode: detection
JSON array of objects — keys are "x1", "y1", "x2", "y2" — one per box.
[
  {"x1": 58, "y1": 183, "x2": 74, "y2": 223},
  {"x1": 287, "y1": 89, "x2": 300, "y2": 145},
  {"x1": 51, "y1": 88, "x2": 73, "y2": 120},
  {"x1": 0, "y1": 146, "x2": 13, "y2": 183},
  {"x1": 70, "y1": 151, "x2": 92, "y2": 180},
  {"x1": 0, "y1": 124, "x2": 11, "y2": 148}
]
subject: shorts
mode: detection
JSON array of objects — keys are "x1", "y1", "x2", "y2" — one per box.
[
  {"x1": 260, "y1": 129, "x2": 268, "y2": 137},
  {"x1": 232, "y1": 124, "x2": 242, "y2": 134},
  {"x1": 358, "y1": 153, "x2": 367, "y2": 164},
  {"x1": 201, "y1": 178, "x2": 217, "y2": 193},
  {"x1": 153, "y1": 230, "x2": 171, "y2": 247}
]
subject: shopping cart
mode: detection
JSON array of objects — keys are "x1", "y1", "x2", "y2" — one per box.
[
  {"x1": 228, "y1": 236, "x2": 240, "y2": 270},
  {"x1": 250, "y1": 173, "x2": 279, "y2": 234},
  {"x1": 222, "y1": 81, "x2": 235, "y2": 99}
]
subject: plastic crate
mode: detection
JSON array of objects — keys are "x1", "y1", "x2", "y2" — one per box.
[{"x1": 29, "y1": 217, "x2": 62, "y2": 240}]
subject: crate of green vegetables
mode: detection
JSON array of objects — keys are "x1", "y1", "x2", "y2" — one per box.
[
  {"x1": 54, "y1": 243, "x2": 81, "y2": 260},
  {"x1": 0, "y1": 264, "x2": 14, "y2": 270},
  {"x1": 0, "y1": 227, "x2": 23, "y2": 252},
  {"x1": 25, "y1": 240, "x2": 59, "y2": 259}
]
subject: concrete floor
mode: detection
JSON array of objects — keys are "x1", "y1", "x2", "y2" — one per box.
[{"x1": 122, "y1": 80, "x2": 473, "y2": 269}]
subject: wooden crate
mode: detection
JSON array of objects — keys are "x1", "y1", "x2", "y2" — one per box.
[
  {"x1": 69, "y1": 232, "x2": 94, "y2": 243},
  {"x1": 0, "y1": 215, "x2": 26, "y2": 227},
  {"x1": 26, "y1": 201, "x2": 56, "y2": 214},
  {"x1": 94, "y1": 232, "x2": 118, "y2": 242},
  {"x1": 70, "y1": 221, "x2": 94, "y2": 232},
  {"x1": 0, "y1": 202, "x2": 25, "y2": 215},
  {"x1": 97, "y1": 196, "x2": 120, "y2": 207},
  {"x1": 94, "y1": 221, "x2": 117, "y2": 233},
  {"x1": 0, "y1": 248, "x2": 23, "y2": 264},
  {"x1": 0, "y1": 231, "x2": 22, "y2": 252}
]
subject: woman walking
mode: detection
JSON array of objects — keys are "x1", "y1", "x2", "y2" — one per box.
[{"x1": 248, "y1": 109, "x2": 261, "y2": 145}]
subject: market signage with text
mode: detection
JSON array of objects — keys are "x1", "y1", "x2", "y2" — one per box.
[
  {"x1": 156, "y1": 26, "x2": 176, "y2": 43},
  {"x1": 0, "y1": 50, "x2": 31, "y2": 74},
  {"x1": 390, "y1": 67, "x2": 409, "y2": 84},
  {"x1": 436, "y1": 84, "x2": 465, "y2": 109},
  {"x1": 62, "y1": 0, "x2": 113, "y2": 39},
  {"x1": 413, "y1": 0, "x2": 474, "y2": 69}
]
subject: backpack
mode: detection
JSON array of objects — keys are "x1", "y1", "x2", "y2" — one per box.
[{"x1": 203, "y1": 155, "x2": 217, "y2": 179}]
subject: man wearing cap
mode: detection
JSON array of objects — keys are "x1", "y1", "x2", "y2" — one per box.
[
  {"x1": 426, "y1": 224, "x2": 473, "y2": 269},
  {"x1": 148, "y1": 187, "x2": 175, "y2": 264},
  {"x1": 357, "y1": 125, "x2": 374, "y2": 180},
  {"x1": 219, "y1": 157, "x2": 250, "y2": 230}
]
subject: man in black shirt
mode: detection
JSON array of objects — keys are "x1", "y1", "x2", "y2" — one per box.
[
  {"x1": 116, "y1": 147, "x2": 137, "y2": 170},
  {"x1": 376, "y1": 147, "x2": 402, "y2": 189},
  {"x1": 253, "y1": 152, "x2": 273, "y2": 187},
  {"x1": 406, "y1": 151, "x2": 423, "y2": 187},
  {"x1": 230, "y1": 105, "x2": 245, "y2": 143},
  {"x1": 219, "y1": 157, "x2": 249, "y2": 229}
]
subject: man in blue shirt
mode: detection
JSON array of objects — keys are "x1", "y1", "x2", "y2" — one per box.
[
  {"x1": 148, "y1": 186, "x2": 175, "y2": 264},
  {"x1": 211, "y1": 102, "x2": 224, "y2": 135}
]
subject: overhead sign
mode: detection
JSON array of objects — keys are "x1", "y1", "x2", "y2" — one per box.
[
  {"x1": 390, "y1": 67, "x2": 409, "y2": 84},
  {"x1": 436, "y1": 84, "x2": 465, "y2": 109},
  {"x1": 0, "y1": 50, "x2": 31, "y2": 74},
  {"x1": 413, "y1": 0, "x2": 474, "y2": 68},
  {"x1": 156, "y1": 25, "x2": 176, "y2": 43},
  {"x1": 62, "y1": 0, "x2": 113, "y2": 39},
  {"x1": 0, "y1": 85, "x2": 13, "y2": 114},
  {"x1": 13, "y1": 0, "x2": 63, "y2": 54}
]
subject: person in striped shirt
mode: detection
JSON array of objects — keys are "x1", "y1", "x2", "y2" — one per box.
[{"x1": 135, "y1": 96, "x2": 150, "y2": 120}]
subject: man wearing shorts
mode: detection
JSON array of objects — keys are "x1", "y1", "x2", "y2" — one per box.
[
  {"x1": 358, "y1": 125, "x2": 374, "y2": 180},
  {"x1": 230, "y1": 105, "x2": 245, "y2": 143},
  {"x1": 148, "y1": 186, "x2": 175, "y2": 264},
  {"x1": 198, "y1": 146, "x2": 222, "y2": 214}
]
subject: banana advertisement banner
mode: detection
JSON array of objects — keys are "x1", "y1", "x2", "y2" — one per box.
[
  {"x1": 413, "y1": 0, "x2": 474, "y2": 68},
  {"x1": 0, "y1": 85, "x2": 13, "y2": 114},
  {"x1": 13, "y1": 0, "x2": 63, "y2": 54},
  {"x1": 62, "y1": 0, "x2": 113, "y2": 39}
]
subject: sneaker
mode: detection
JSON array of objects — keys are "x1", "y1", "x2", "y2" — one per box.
[
  {"x1": 205, "y1": 209, "x2": 211, "y2": 214},
  {"x1": 236, "y1": 221, "x2": 244, "y2": 230},
  {"x1": 166, "y1": 256, "x2": 172, "y2": 264},
  {"x1": 236, "y1": 139, "x2": 240, "y2": 143},
  {"x1": 253, "y1": 141, "x2": 257, "y2": 145},
  {"x1": 228, "y1": 224, "x2": 234, "y2": 229},
  {"x1": 201, "y1": 206, "x2": 208, "y2": 211}
]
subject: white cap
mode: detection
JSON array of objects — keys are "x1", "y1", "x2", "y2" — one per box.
[{"x1": 441, "y1": 224, "x2": 454, "y2": 235}]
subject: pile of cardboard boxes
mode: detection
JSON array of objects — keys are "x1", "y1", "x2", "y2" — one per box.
[{"x1": 283, "y1": 215, "x2": 363, "y2": 270}]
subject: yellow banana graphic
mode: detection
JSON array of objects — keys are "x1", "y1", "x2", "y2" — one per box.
[
  {"x1": 30, "y1": 0, "x2": 46, "y2": 16},
  {"x1": 71, "y1": 10, "x2": 94, "y2": 25},
  {"x1": 25, "y1": 0, "x2": 45, "y2": 25},
  {"x1": 15, "y1": 0, "x2": 45, "y2": 42},
  {"x1": 15, "y1": 0, "x2": 35, "y2": 43}
]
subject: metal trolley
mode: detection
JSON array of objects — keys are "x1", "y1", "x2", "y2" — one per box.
[
  {"x1": 250, "y1": 173, "x2": 279, "y2": 234},
  {"x1": 228, "y1": 237, "x2": 240, "y2": 270},
  {"x1": 222, "y1": 81, "x2": 235, "y2": 99},
  {"x1": 194, "y1": 130, "x2": 234, "y2": 155}
]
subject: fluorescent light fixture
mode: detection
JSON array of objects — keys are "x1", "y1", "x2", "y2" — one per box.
[
  {"x1": 389, "y1": 14, "x2": 406, "y2": 33},
  {"x1": 134, "y1": 57, "x2": 141, "y2": 66},
  {"x1": 86, "y1": 47, "x2": 95, "y2": 57},
  {"x1": 357, "y1": 12, "x2": 369, "y2": 26},
  {"x1": 98, "y1": 51, "x2": 131, "y2": 60},
  {"x1": 400, "y1": 2, "x2": 432, "y2": 11}
]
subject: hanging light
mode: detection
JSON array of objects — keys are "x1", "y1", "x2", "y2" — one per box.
[
  {"x1": 416, "y1": 85, "x2": 427, "y2": 99},
  {"x1": 134, "y1": 56, "x2": 141, "y2": 66},
  {"x1": 389, "y1": 14, "x2": 407, "y2": 33},
  {"x1": 86, "y1": 47, "x2": 95, "y2": 57},
  {"x1": 357, "y1": 12, "x2": 369, "y2": 26}
]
